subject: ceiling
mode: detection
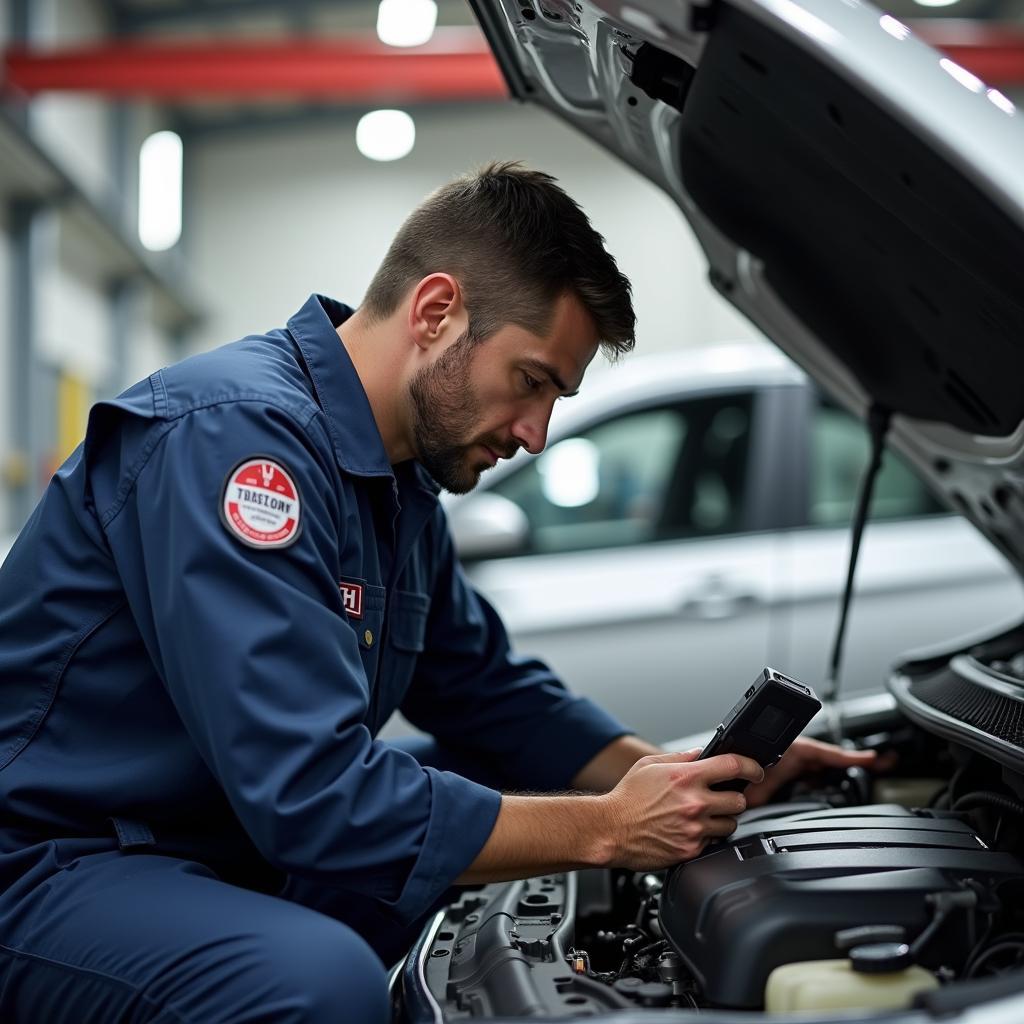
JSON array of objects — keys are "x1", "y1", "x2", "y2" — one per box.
[
  {"x1": 100, "y1": 0, "x2": 1023, "y2": 36},
  {"x1": 5, "y1": 1, "x2": 1022, "y2": 135}
]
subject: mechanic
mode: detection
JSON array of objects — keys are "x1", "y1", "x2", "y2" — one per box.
[{"x1": 0, "y1": 162, "x2": 875, "y2": 1023}]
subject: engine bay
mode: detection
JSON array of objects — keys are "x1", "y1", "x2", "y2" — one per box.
[
  {"x1": 396, "y1": 631, "x2": 1024, "y2": 1020},
  {"x1": 661, "y1": 803, "x2": 1022, "y2": 1009}
]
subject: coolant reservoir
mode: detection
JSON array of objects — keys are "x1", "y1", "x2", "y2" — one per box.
[{"x1": 765, "y1": 943, "x2": 939, "y2": 1013}]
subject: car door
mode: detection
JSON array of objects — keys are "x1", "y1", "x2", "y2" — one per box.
[
  {"x1": 777, "y1": 392, "x2": 1024, "y2": 701},
  {"x1": 457, "y1": 386, "x2": 791, "y2": 744}
]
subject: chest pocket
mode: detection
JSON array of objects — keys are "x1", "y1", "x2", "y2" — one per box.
[
  {"x1": 373, "y1": 590, "x2": 430, "y2": 728},
  {"x1": 389, "y1": 591, "x2": 429, "y2": 653}
]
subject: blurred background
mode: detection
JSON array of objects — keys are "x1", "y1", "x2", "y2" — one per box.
[
  {"x1": 3, "y1": 0, "x2": 1024, "y2": 741},
  {"x1": 1, "y1": 0, "x2": 1022, "y2": 535}
]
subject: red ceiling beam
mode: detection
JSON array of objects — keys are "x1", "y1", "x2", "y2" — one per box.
[
  {"x1": 3, "y1": 22, "x2": 1024, "y2": 101},
  {"x1": 914, "y1": 21, "x2": 1024, "y2": 85},
  {"x1": 2, "y1": 28, "x2": 507, "y2": 102}
]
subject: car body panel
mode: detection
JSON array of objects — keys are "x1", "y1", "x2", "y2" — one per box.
[
  {"x1": 471, "y1": 0, "x2": 1024, "y2": 578},
  {"x1": 468, "y1": 531, "x2": 781, "y2": 740},
  {"x1": 444, "y1": 350, "x2": 1022, "y2": 741},
  {"x1": 400, "y1": 1, "x2": 1024, "y2": 1016}
]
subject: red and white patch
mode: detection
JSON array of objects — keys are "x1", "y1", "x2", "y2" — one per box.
[
  {"x1": 339, "y1": 580, "x2": 364, "y2": 619},
  {"x1": 221, "y1": 457, "x2": 301, "y2": 549}
]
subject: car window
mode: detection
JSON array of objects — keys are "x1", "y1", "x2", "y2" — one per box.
[
  {"x1": 491, "y1": 407, "x2": 685, "y2": 554},
  {"x1": 490, "y1": 394, "x2": 753, "y2": 555},
  {"x1": 667, "y1": 397, "x2": 753, "y2": 539},
  {"x1": 810, "y1": 402, "x2": 945, "y2": 525}
]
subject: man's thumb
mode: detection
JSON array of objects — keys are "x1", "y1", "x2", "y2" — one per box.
[{"x1": 659, "y1": 747, "x2": 703, "y2": 762}]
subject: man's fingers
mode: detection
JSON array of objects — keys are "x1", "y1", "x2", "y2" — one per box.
[
  {"x1": 703, "y1": 790, "x2": 747, "y2": 818},
  {"x1": 797, "y1": 738, "x2": 879, "y2": 769},
  {"x1": 697, "y1": 753, "x2": 764, "y2": 787},
  {"x1": 704, "y1": 814, "x2": 740, "y2": 839},
  {"x1": 668, "y1": 748, "x2": 704, "y2": 762}
]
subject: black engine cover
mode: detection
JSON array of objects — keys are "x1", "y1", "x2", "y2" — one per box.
[{"x1": 659, "y1": 803, "x2": 1023, "y2": 1009}]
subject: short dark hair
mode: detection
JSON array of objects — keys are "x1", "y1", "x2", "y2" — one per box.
[{"x1": 361, "y1": 161, "x2": 636, "y2": 360}]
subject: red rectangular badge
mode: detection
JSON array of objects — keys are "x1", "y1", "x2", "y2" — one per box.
[{"x1": 339, "y1": 580, "x2": 363, "y2": 619}]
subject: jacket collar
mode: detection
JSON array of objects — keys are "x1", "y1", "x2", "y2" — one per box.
[{"x1": 287, "y1": 294, "x2": 440, "y2": 497}]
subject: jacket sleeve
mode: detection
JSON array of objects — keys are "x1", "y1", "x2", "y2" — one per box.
[
  {"x1": 400, "y1": 511, "x2": 631, "y2": 790},
  {"x1": 97, "y1": 399, "x2": 500, "y2": 925}
]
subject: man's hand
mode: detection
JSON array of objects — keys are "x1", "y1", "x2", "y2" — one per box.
[
  {"x1": 458, "y1": 747, "x2": 762, "y2": 883},
  {"x1": 599, "y1": 749, "x2": 764, "y2": 868},
  {"x1": 460, "y1": 737, "x2": 882, "y2": 885},
  {"x1": 743, "y1": 736, "x2": 880, "y2": 808}
]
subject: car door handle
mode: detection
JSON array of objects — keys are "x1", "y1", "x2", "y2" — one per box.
[{"x1": 679, "y1": 580, "x2": 761, "y2": 620}]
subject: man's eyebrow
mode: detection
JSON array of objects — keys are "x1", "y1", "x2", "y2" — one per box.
[{"x1": 523, "y1": 358, "x2": 580, "y2": 397}]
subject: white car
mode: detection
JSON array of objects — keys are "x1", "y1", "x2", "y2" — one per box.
[
  {"x1": 394, "y1": 1, "x2": 1024, "y2": 1021},
  {"x1": 446, "y1": 346, "x2": 1022, "y2": 742}
]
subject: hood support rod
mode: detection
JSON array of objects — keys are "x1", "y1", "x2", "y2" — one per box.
[{"x1": 822, "y1": 402, "x2": 892, "y2": 742}]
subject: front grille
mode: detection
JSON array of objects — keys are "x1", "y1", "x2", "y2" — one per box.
[{"x1": 911, "y1": 675, "x2": 1024, "y2": 748}]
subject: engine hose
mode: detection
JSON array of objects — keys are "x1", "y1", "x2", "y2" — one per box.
[
  {"x1": 930, "y1": 763, "x2": 969, "y2": 810},
  {"x1": 966, "y1": 936, "x2": 1024, "y2": 978},
  {"x1": 952, "y1": 791, "x2": 1024, "y2": 816}
]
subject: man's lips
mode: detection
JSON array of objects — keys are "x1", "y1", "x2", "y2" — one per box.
[{"x1": 472, "y1": 441, "x2": 519, "y2": 468}]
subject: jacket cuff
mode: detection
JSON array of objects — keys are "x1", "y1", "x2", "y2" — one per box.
[{"x1": 384, "y1": 768, "x2": 501, "y2": 926}]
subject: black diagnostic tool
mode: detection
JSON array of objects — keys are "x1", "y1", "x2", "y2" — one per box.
[{"x1": 698, "y1": 667, "x2": 822, "y2": 791}]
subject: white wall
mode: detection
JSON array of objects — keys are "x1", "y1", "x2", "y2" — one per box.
[
  {"x1": 29, "y1": 0, "x2": 114, "y2": 206},
  {"x1": 188, "y1": 102, "x2": 765, "y2": 361},
  {"x1": 129, "y1": 294, "x2": 179, "y2": 386},
  {"x1": 37, "y1": 220, "x2": 113, "y2": 388}
]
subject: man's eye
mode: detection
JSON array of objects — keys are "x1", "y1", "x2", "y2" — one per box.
[{"x1": 522, "y1": 372, "x2": 541, "y2": 391}]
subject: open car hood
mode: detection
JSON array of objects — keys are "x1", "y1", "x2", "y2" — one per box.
[{"x1": 471, "y1": 0, "x2": 1024, "y2": 576}]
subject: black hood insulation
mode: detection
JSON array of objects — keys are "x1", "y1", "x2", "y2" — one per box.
[{"x1": 677, "y1": 5, "x2": 1024, "y2": 437}]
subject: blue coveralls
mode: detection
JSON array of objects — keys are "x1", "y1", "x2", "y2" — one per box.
[{"x1": 0, "y1": 295, "x2": 628, "y2": 1023}]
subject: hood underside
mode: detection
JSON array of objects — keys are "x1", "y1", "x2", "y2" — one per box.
[{"x1": 471, "y1": 0, "x2": 1024, "y2": 575}]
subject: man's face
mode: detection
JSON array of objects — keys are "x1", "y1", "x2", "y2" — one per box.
[{"x1": 408, "y1": 291, "x2": 600, "y2": 494}]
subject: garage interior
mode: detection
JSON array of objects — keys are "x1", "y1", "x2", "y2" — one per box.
[{"x1": 0, "y1": 0, "x2": 1020, "y2": 538}]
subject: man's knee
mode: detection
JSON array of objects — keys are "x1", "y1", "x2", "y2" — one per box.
[
  {"x1": 272, "y1": 917, "x2": 389, "y2": 1024},
  {"x1": 0, "y1": 851, "x2": 391, "y2": 1024},
  {"x1": 146, "y1": 909, "x2": 389, "y2": 1024}
]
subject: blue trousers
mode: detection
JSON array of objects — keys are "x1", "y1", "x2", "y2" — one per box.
[{"x1": 0, "y1": 737, "x2": 502, "y2": 1023}]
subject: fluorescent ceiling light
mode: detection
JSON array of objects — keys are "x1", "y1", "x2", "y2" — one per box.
[
  {"x1": 913, "y1": 0, "x2": 960, "y2": 7},
  {"x1": 940, "y1": 57, "x2": 985, "y2": 93},
  {"x1": 988, "y1": 88, "x2": 1016, "y2": 116},
  {"x1": 766, "y1": 0, "x2": 839, "y2": 45},
  {"x1": 138, "y1": 130, "x2": 183, "y2": 252},
  {"x1": 376, "y1": 0, "x2": 437, "y2": 47},
  {"x1": 879, "y1": 15, "x2": 911, "y2": 41},
  {"x1": 356, "y1": 110, "x2": 416, "y2": 162}
]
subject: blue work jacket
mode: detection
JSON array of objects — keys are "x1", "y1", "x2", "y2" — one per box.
[{"x1": 0, "y1": 294, "x2": 627, "y2": 929}]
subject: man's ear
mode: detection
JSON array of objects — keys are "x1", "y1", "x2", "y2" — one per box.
[{"x1": 407, "y1": 274, "x2": 466, "y2": 352}]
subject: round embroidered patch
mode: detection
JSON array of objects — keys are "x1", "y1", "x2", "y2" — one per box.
[{"x1": 221, "y1": 457, "x2": 301, "y2": 549}]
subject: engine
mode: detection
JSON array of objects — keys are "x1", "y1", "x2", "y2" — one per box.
[
  {"x1": 397, "y1": 630, "x2": 1024, "y2": 1019},
  {"x1": 659, "y1": 803, "x2": 1022, "y2": 1008},
  {"x1": 398, "y1": 778, "x2": 1024, "y2": 1018}
]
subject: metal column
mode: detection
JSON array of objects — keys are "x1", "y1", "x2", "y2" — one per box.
[{"x1": 6, "y1": 199, "x2": 52, "y2": 532}]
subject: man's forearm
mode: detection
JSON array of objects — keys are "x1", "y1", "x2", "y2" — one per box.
[
  {"x1": 458, "y1": 747, "x2": 764, "y2": 884},
  {"x1": 455, "y1": 736, "x2": 660, "y2": 885},
  {"x1": 570, "y1": 734, "x2": 662, "y2": 792},
  {"x1": 457, "y1": 793, "x2": 616, "y2": 884}
]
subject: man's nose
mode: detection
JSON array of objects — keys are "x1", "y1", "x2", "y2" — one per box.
[{"x1": 511, "y1": 407, "x2": 551, "y2": 456}]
